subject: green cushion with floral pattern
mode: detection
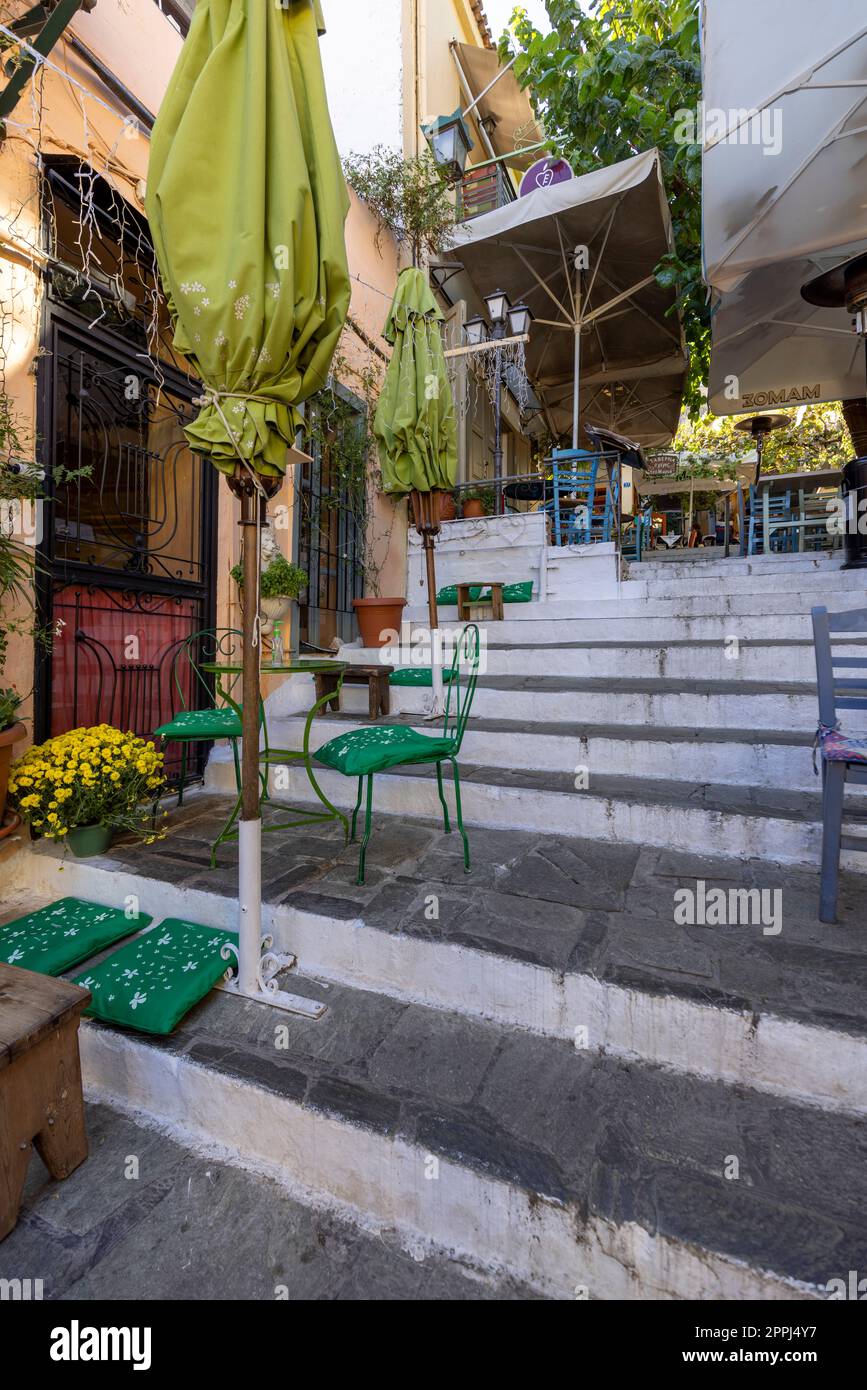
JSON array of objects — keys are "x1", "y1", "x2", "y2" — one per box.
[
  {"x1": 0, "y1": 897, "x2": 149, "y2": 976},
  {"x1": 154, "y1": 708, "x2": 242, "y2": 740},
  {"x1": 315, "y1": 724, "x2": 454, "y2": 776},
  {"x1": 74, "y1": 918, "x2": 238, "y2": 1035}
]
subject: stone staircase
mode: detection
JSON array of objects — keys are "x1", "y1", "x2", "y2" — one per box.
[
  {"x1": 6, "y1": 549, "x2": 867, "y2": 1300},
  {"x1": 214, "y1": 550, "x2": 867, "y2": 873}
]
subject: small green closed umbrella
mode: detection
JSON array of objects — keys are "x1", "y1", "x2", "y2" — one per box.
[
  {"x1": 147, "y1": 0, "x2": 349, "y2": 1011},
  {"x1": 374, "y1": 268, "x2": 457, "y2": 640}
]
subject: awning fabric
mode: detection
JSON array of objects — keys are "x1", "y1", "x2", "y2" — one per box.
[
  {"x1": 701, "y1": 0, "x2": 867, "y2": 414},
  {"x1": 702, "y1": 0, "x2": 867, "y2": 292},
  {"x1": 454, "y1": 43, "x2": 542, "y2": 170},
  {"x1": 708, "y1": 251, "x2": 867, "y2": 415},
  {"x1": 146, "y1": 0, "x2": 349, "y2": 477},
  {"x1": 450, "y1": 148, "x2": 687, "y2": 447},
  {"x1": 373, "y1": 269, "x2": 457, "y2": 495}
]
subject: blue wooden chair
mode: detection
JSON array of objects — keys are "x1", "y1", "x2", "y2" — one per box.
[
  {"x1": 622, "y1": 504, "x2": 653, "y2": 562},
  {"x1": 748, "y1": 485, "x2": 794, "y2": 554},
  {"x1": 811, "y1": 605, "x2": 867, "y2": 922},
  {"x1": 315, "y1": 625, "x2": 481, "y2": 884},
  {"x1": 589, "y1": 458, "x2": 620, "y2": 543},
  {"x1": 548, "y1": 449, "x2": 600, "y2": 546}
]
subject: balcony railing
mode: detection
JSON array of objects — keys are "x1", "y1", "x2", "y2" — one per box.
[
  {"x1": 457, "y1": 160, "x2": 516, "y2": 222},
  {"x1": 152, "y1": 0, "x2": 193, "y2": 36}
]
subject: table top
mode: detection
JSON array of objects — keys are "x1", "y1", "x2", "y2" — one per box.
[
  {"x1": 0, "y1": 963, "x2": 91, "y2": 1070},
  {"x1": 203, "y1": 660, "x2": 348, "y2": 676}
]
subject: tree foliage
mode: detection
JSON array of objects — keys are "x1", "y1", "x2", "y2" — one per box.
[
  {"x1": 343, "y1": 146, "x2": 456, "y2": 267},
  {"x1": 674, "y1": 403, "x2": 853, "y2": 474},
  {"x1": 499, "y1": 1, "x2": 706, "y2": 412}
]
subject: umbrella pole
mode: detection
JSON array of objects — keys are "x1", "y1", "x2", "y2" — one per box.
[
  {"x1": 222, "y1": 469, "x2": 324, "y2": 1019},
  {"x1": 412, "y1": 490, "x2": 445, "y2": 717}
]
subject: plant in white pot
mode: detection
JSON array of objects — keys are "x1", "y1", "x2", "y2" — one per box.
[{"x1": 231, "y1": 554, "x2": 308, "y2": 656}]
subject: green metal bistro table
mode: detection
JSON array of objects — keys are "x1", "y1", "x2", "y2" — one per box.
[{"x1": 202, "y1": 660, "x2": 349, "y2": 864}]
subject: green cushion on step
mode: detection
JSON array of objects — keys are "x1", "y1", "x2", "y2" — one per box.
[
  {"x1": 154, "y1": 707, "x2": 242, "y2": 740},
  {"x1": 436, "y1": 585, "x2": 483, "y2": 604},
  {"x1": 389, "y1": 667, "x2": 457, "y2": 688},
  {"x1": 315, "y1": 724, "x2": 454, "y2": 776},
  {"x1": 435, "y1": 581, "x2": 533, "y2": 606},
  {"x1": 74, "y1": 919, "x2": 238, "y2": 1035},
  {"x1": 0, "y1": 897, "x2": 150, "y2": 976}
]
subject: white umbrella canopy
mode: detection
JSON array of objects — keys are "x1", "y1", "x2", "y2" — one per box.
[
  {"x1": 708, "y1": 249, "x2": 867, "y2": 415},
  {"x1": 701, "y1": 0, "x2": 867, "y2": 293},
  {"x1": 450, "y1": 149, "x2": 687, "y2": 447}
]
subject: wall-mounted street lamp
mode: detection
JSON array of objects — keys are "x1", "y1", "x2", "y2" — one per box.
[
  {"x1": 421, "y1": 109, "x2": 475, "y2": 181},
  {"x1": 462, "y1": 290, "x2": 534, "y2": 515}
]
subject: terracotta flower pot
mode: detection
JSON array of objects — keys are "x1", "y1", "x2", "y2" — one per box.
[
  {"x1": 439, "y1": 493, "x2": 457, "y2": 522},
  {"x1": 66, "y1": 824, "x2": 114, "y2": 859},
  {"x1": 0, "y1": 721, "x2": 25, "y2": 825},
  {"x1": 353, "y1": 597, "x2": 406, "y2": 649},
  {"x1": 462, "y1": 499, "x2": 486, "y2": 519}
]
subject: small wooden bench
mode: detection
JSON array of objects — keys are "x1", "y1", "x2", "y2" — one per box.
[
  {"x1": 0, "y1": 963, "x2": 91, "y2": 1241},
  {"x1": 315, "y1": 664, "x2": 394, "y2": 722},
  {"x1": 458, "y1": 581, "x2": 504, "y2": 622}
]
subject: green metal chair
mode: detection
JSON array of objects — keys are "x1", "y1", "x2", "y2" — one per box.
[
  {"x1": 314, "y1": 624, "x2": 481, "y2": 884},
  {"x1": 153, "y1": 627, "x2": 265, "y2": 805}
]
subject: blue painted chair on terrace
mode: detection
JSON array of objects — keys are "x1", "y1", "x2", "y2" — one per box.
[
  {"x1": 811, "y1": 604, "x2": 867, "y2": 922},
  {"x1": 622, "y1": 504, "x2": 653, "y2": 563},
  {"x1": 548, "y1": 448, "x2": 600, "y2": 546},
  {"x1": 748, "y1": 485, "x2": 794, "y2": 555}
]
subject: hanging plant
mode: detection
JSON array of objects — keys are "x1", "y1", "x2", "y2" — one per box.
[{"x1": 343, "y1": 146, "x2": 457, "y2": 266}]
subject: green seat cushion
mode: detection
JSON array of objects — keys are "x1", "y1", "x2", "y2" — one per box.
[
  {"x1": 315, "y1": 724, "x2": 454, "y2": 776},
  {"x1": 503, "y1": 581, "x2": 533, "y2": 603},
  {"x1": 436, "y1": 584, "x2": 483, "y2": 605},
  {"x1": 389, "y1": 666, "x2": 457, "y2": 688},
  {"x1": 154, "y1": 707, "x2": 242, "y2": 740},
  {"x1": 74, "y1": 919, "x2": 238, "y2": 1035},
  {"x1": 0, "y1": 897, "x2": 149, "y2": 977},
  {"x1": 436, "y1": 581, "x2": 533, "y2": 606}
]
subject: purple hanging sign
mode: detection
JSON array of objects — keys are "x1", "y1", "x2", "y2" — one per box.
[{"x1": 519, "y1": 156, "x2": 574, "y2": 197}]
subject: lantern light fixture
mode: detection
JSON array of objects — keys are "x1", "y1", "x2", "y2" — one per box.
[
  {"x1": 463, "y1": 315, "x2": 488, "y2": 346},
  {"x1": 507, "y1": 302, "x2": 533, "y2": 338},
  {"x1": 421, "y1": 109, "x2": 474, "y2": 181},
  {"x1": 483, "y1": 288, "x2": 511, "y2": 326}
]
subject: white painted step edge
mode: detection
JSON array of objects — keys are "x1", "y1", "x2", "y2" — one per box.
[{"x1": 10, "y1": 851, "x2": 867, "y2": 1120}]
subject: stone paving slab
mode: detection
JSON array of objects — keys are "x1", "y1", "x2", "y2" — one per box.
[
  {"x1": 69, "y1": 971, "x2": 867, "y2": 1289},
  {"x1": 0, "y1": 1104, "x2": 538, "y2": 1301},
  {"x1": 60, "y1": 793, "x2": 867, "y2": 1038}
]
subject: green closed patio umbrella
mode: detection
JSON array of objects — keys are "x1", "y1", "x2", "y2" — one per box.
[
  {"x1": 374, "y1": 268, "x2": 457, "y2": 703},
  {"x1": 147, "y1": 0, "x2": 349, "y2": 1012}
]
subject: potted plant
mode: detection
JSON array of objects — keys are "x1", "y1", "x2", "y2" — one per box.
[
  {"x1": 461, "y1": 487, "x2": 495, "y2": 519},
  {"x1": 439, "y1": 490, "x2": 458, "y2": 522},
  {"x1": 0, "y1": 687, "x2": 25, "y2": 838},
  {"x1": 231, "y1": 555, "x2": 307, "y2": 653},
  {"x1": 8, "y1": 724, "x2": 167, "y2": 857}
]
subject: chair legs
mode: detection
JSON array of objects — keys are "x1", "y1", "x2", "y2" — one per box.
[
  {"x1": 820, "y1": 760, "x2": 846, "y2": 924},
  {"x1": 435, "y1": 761, "x2": 451, "y2": 834},
  {"x1": 356, "y1": 775, "x2": 374, "y2": 886},
  {"x1": 350, "y1": 777, "x2": 363, "y2": 842},
  {"x1": 177, "y1": 742, "x2": 188, "y2": 807},
  {"x1": 349, "y1": 763, "x2": 469, "y2": 884},
  {"x1": 450, "y1": 758, "x2": 470, "y2": 873}
]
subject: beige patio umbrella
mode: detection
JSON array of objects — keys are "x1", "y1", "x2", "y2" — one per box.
[{"x1": 450, "y1": 149, "x2": 687, "y2": 448}]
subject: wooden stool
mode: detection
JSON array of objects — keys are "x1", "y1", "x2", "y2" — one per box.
[
  {"x1": 315, "y1": 665, "x2": 393, "y2": 722},
  {"x1": 458, "y1": 581, "x2": 504, "y2": 622},
  {"x1": 0, "y1": 964, "x2": 91, "y2": 1241}
]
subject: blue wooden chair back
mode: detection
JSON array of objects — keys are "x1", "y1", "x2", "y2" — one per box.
[
  {"x1": 550, "y1": 448, "x2": 600, "y2": 546},
  {"x1": 748, "y1": 485, "x2": 794, "y2": 554},
  {"x1": 812, "y1": 605, "x2": 867, "y2": 729}
]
